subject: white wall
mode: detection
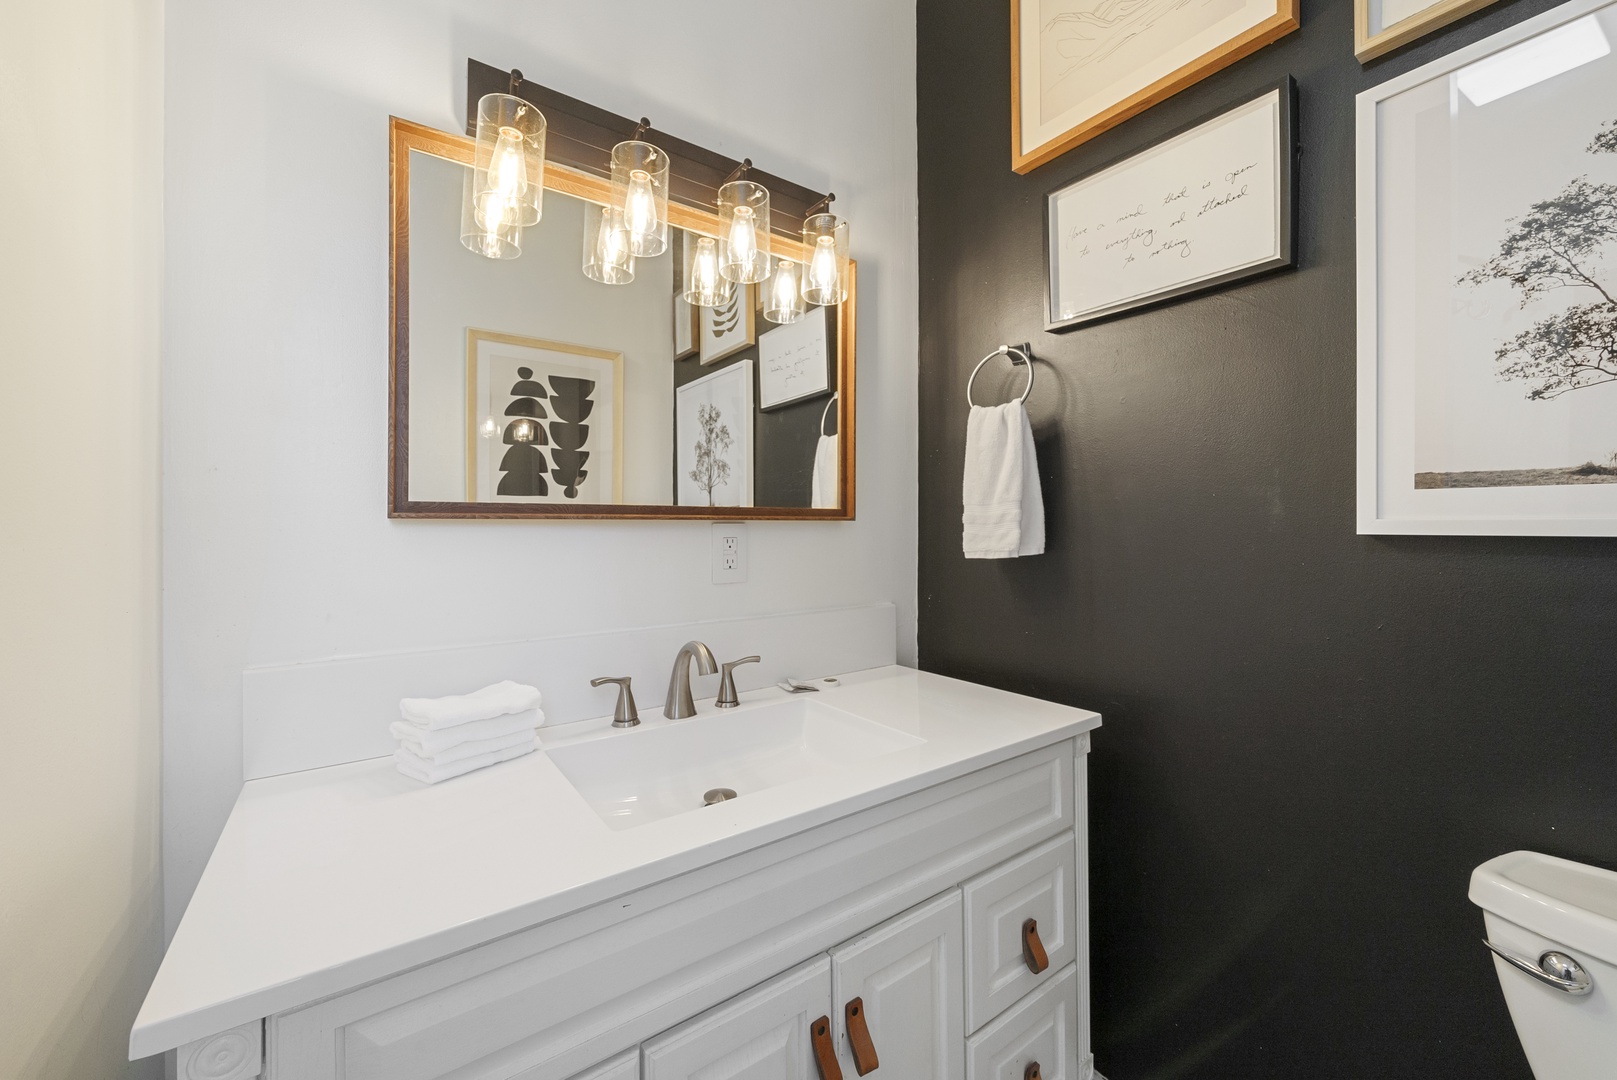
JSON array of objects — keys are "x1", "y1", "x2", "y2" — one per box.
[
  {"x1": 164, "y1": 0, "x2": 918, "y2": 933},
  {"x1": 0, "y1": 1, "x2": 164, "y2": 1077}
]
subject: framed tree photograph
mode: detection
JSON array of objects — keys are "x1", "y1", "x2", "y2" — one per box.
[
  {"x1": 1011, "y1": 0, "x2": 1299, "y2": 173},
  {"x1": 465, "y1": 330, "x2": 623, "y2": 504},
  {"x1": 1355, "y1": 0, "x2": 1506, "y2": 62},
  {"x1": 1357, "y1": 0, "x2": 1617, "y2": 535},
  {"x1": 676, "y1": 360, "x2": 754, "y2": 507}
]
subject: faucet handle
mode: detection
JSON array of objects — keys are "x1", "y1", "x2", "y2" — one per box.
[
  {"x1": 590, "y1": 676, "x2": 640, "y2": 728},
  {"x1": 714, "y1": 656, "x2": 761, "y2": 709}
]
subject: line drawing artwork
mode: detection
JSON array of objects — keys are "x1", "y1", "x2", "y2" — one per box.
[{"x1": 1038, "y1": 0, "x2": 1247, "y2": 123}]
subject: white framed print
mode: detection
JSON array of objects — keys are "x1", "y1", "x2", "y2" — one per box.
[
  {"x1": 1045, "y1": 78, "x2": 1296, "y2": 331},
  {"x1": 1011, "y1": 0, "x2": 1298, "y2": 173},
  {"x1": 676, "y1": 360, "x2": 754, "y2": 507},
  {"x1": 699, "y1": 283, "x2": 755, "y2": 364},
  {"x1": 1357, "y1": 0, "x2": 1617, "y2": 535},
  {"x1": 757, "y1": 310, "x2": 831, "y2": 409},
  {"x1": 466, "y1": 329, "x2": 622, "y2": 504}
]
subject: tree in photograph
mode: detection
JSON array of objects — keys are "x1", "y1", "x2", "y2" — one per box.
[
  {"x1": 1461, "y1": 120, "x2": 1617, "y2": 401},
  {"x1": 689, "y1": 403, "x2": 733, "y2": 505}
]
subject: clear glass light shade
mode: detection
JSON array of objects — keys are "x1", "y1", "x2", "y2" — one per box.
[
  {"x1": 460, "y1": 166, "x2": 522, "y2": 259},
  {"x1": 611, "y1": 140, "x2": 669, "y2": 258},
  {"x1": 582, "y1": 202, "x2": 635, "y2": 285},
  {"x1": 763, "y1": 258, "x2": 806, "y2": 324},
  {"x1": 802, "y1": 213, "x2": 850, "y2": 306},
  {"x1": 683, "y1": 235, "x2": 733, "y2": 307},
  {"x1": 718, "y1": 180, "x2": 771, "y2": 284},
  {"x1": 471, "y1": 93, "x2": 545, "y2": 230}
]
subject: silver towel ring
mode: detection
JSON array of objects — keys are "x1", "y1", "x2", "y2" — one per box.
[
  {"x1": 819, "y1": 392, "x2": 838, "y2": 436},
  {"x1": 966, "y1": 344, "x2": 1034, "y2": 407}
]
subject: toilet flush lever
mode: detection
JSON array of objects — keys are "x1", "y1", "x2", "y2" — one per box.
[{"x1": 1483, "y1": 941, "x2": 1593, "y2": 995}]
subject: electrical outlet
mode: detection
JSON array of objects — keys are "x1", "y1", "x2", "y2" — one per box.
[{"x1": 711, "y1": 522, "x2": 748, "y2": 584}]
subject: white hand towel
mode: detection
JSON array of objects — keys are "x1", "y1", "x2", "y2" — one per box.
[
  {"x1": 962, "y1": 402, "x2": 1044, "y2": 559},
  {"x1": 399, "y1": 680, "x2": 542, "y2": 730},
  {"x1": 389, "y1": 708, "x2": 542, "y2": 757},
  {"x1": 811, "y1": 433, "x2": 839, "y2": 509},
  {"x1": 391, "y1": 722, "x2": 537, "y2": 766},
  {"x1": 394, "y1": 737, "x2": 535, "y2": 785}
]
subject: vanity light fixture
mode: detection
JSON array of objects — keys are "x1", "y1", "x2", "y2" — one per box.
[
  {"x1": 763, "y1": 258, "x2": 807, "y2": 324},
  {"x1": 611, "y1": 122, "x2": 670, "y2": 258},
  {"x1": 718, "y1": 165, "x2": 771, "y2": 285},
  {"x1": 478, "y1": 416, "x2": 502, "y2": 440},
  {"x1": 462, "y1": 83, "x2": 546, "y2": 259},
  {"x1": 582, "y1": 203, "x2": 635, "y2": 284},
  {"x1": 802, "y1": 204, "x2": 850, "y2": 306},
  {"x1": 683, "y1": 235, "x2": 732, "y2": 307}
]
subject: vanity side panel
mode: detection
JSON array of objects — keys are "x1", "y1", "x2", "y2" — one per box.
[{"x1": 270, "y1": 744, "x2": 1074, "y2": 1080}]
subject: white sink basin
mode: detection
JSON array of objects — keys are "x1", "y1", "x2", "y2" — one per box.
[{"x1": 544, "y1": 697, "x2": 926, "y2": 830}]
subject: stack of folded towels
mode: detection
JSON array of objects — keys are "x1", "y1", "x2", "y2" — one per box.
[{"x1": 392, "y1": 680, "x2": 543, "y2": 784}]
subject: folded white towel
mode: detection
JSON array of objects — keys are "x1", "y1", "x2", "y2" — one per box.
[
  {"x1": 962, "y1": 402, "x2": 1044, "y2": 559},
  {"x1": 391, "y1": 723, "x2": 537, "y2": 766},
  {"x1": 394, "y1": 737, "x2": 535, "y2": 785},
  {"x1": 811, "y1": 433, "x2": 839, "y2": 509},
  {"x1": 389, "y1": 708, "x2": 541, "y2": 757},
  {"x1": 399, "y1": 680, "x2": 542, "y2": 731}
]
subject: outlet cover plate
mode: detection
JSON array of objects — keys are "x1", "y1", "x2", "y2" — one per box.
[{"x1": 711, "y1": 522, "x2": 748, "y2": 584}]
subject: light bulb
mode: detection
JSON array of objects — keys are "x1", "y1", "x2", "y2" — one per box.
[
  {"x1": 480, "y1": 196, "x2": 509, "y2": 257},
  {"x1": 765, "y1": 259, "x2": 805, "y2": 324},
  {"x1": 727, "y1": 206, "x2": 757, "y2": 272},
  {"x1": 625, "y1": 169, "x2": 658, "y2": 245},
  {"x1": 478, "y1": 417, "x2": 501, "y2": 440},
  {"x1": 599, "y1": 212, "x2": 627, "y2": 267},
  {"x1": 808, "y1": 235, "x2": 839, "y2": 296},
  {"x1": 691, "y1": 237, "x2": 723, "y2": 304},
  {"x1": 510, "y1": 419, "x2": 535, "y2": 443},
  {"x1": 488, "y1": 125, "x2": 529, "y2": 206}
]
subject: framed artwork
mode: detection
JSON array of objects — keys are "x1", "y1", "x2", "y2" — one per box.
[
  {"x1": 1357, "y1": 0, "x2": 1617, "y2": 535},
  {"x1": 1045, "y1": 78, "x2": 1296, "y2": 331},
  {"x1": 1356, "y1": 0, "x2": 1506, "y2": 62},
  {"x1": 673, "y1": 296, "x2": 697, "y2": 360},
  {"x1": 1011, "y1": 0, "x2": 1298, "y2": 173},
  {"x1": 699, "y1": 283, "x2": 755, "y2": 364},
  {"x1": 465, "y1": 329, "x2": 623, "y2": 504},
  {"x1": 758, "y1": 310, "x2": 831, "y2": 409},
  {"x1": 676, "y1": 360, "x2": 754, "y2": 507}
]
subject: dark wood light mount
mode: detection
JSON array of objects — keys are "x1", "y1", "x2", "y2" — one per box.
[{"x1": 466, "y1": 59, "x2": 830, "y2": 241}]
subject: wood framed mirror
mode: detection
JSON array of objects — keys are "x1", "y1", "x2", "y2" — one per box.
[{"x1": 388, "y1": 118, "x2": 856, "y2": 520}]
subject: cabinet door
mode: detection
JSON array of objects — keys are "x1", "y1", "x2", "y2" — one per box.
[
  {"x1": 642, "y1": 955, "x2": 832, "y2": 1080},
  {"x1": 831, "y1": 890, "x2": 964, "y2": 1080},
  {"x1": 566, "y1": 1051, "x2": 638, "y2": 1080}
]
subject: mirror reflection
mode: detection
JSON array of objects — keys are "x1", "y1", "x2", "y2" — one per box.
[{"x1": 401, "y1": 145, "x2": 848, "y2": 514}]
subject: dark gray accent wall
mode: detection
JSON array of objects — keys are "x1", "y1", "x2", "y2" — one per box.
[{"x1": 916, "y1": 1, "x2": 1616, "y2": 1077}]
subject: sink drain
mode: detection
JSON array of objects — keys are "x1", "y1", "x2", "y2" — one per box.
[{"x1": 702, "y1": 788, "x2": 738, "y2": 806}]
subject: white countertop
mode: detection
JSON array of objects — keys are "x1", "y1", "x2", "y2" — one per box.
[{"x1": 130, "y1": 665, "x2": 1100, "y2": 1059}]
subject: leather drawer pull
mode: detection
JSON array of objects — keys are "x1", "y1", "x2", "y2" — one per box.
[
  {"x1": 1025, "y1": 1063, "x2": 1042, "y2": 1080},
  {"x1": 845, "y1": 997, "x2": 880, "y2": 1076},
  {"x1": 1022, "y1": 918, "x2": 1050, "y2": 974},
  {"x1": 811, "y1": 1015, "x2": 843, "y2": 1080}
]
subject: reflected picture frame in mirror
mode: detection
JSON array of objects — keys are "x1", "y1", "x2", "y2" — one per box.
[{"x1": 388, "y1": 117, "x2": 856, "y2": 520}]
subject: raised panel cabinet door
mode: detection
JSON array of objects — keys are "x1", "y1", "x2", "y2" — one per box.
[
  {"x1": 961, "y1": 830, "x2": 1077, "y2": 1032},
  {"x1": 830, "y1": 890, "x2": 964, "y2": 1080},
  {"x1": 641, "y1": 955, "x2": 832, "y2": 1080},
  {"x1": 965, "y1": 963, "x2": 1079, "y2": 1080}
]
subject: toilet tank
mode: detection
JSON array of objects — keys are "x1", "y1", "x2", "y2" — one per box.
[{"x1": 1470, "y1": 851, "x2": 1617, "y2": 1080}]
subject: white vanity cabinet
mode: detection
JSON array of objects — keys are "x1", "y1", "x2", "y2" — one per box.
[{"x1": 252, "y1": 740, "x2": 1093, "y2": 1080}]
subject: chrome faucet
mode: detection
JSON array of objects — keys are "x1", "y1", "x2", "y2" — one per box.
[{"x1": 664, "y1": 640, "x2": 718, "y2": 719}]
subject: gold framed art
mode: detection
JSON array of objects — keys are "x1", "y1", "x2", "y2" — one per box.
[
  {"x1": 1011, "y1": 0, "x2": 1300, "y2": 174},
  {"x1": 1355, "y1": 0, "x2": 1504, "y2": 61}
]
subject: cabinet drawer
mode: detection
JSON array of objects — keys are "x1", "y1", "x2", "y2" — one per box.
[
  {"x1": 965, "y1": 963, "x2": 1079, "y2": 1080},
  {"x1": 566, "y1": 1051, "x2": 638, "y2": 1080},
  {"x1": 962, "y1": 831, "x2": 1075, "y2": 1032},
  {"x1": 642, "y1": 956, "x2": 830, "y2": 1080}
]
